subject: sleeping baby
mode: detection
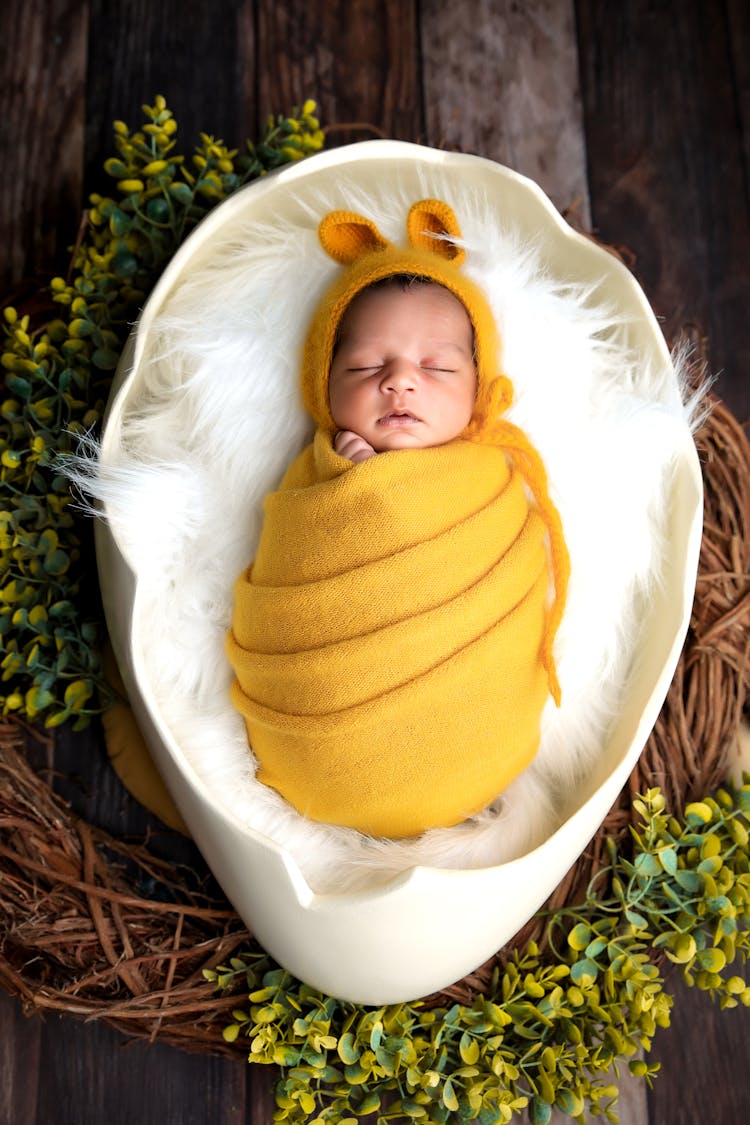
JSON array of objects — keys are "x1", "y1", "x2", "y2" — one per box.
[{"x1": 226, "y1": 199, "x2": 570, "y2": 839}]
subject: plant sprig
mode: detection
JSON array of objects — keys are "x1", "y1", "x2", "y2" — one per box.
[
  {"x1": 206, "y1": 784, "x2": 750, "y2": 1125},
  {"x1": 1, "y1": 96, "x2": 325, "y2": 728}
]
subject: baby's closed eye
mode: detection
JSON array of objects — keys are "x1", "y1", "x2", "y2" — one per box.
[{"x1": 343, "y1": 360, "x2": 457, "y2": 374}]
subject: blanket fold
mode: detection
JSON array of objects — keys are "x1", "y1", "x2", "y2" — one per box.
[{"x1": 227, "y1": 431, "x2": 552, "y2": 839}]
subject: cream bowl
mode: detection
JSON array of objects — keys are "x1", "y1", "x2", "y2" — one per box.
[{"x1": 95, "y1": 141, "x2": 702, "y2": 1004}]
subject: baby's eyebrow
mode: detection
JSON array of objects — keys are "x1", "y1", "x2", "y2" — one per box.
[
  {"x1": 430, "y1": 340, "x2": 471, "y2": 353},
  {"x1": 337, "y1": 337, "x2": 470, "y2": 353}
]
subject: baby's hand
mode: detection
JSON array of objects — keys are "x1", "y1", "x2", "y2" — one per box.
[{"x1": 334, "y1": 430, "x2": 377, "y2": 463}]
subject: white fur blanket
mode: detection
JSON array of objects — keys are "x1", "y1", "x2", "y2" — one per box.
[{"x1": 71, "y1": 170, "x2": 701, "y2": 893}]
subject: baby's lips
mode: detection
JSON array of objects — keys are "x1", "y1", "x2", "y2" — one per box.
[{"x1": 377, "y1": 411, "x2": 421, "y2": 424}]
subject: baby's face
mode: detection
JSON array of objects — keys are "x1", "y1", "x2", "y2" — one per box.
[{"x1": 328, "y1": 283, "x2": 476, "y2": 452}]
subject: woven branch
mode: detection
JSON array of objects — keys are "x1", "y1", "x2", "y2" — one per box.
[
  {"x1": 1, "y1": 390, "x2": 748, "y2": 1048},
  {"x1": 0, "y1": 719, "x2": 251, "y2": 1055}
]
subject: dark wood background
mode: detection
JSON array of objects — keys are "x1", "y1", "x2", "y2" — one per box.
[{"x1": 1, "y1": 2, "x2": 748, "y2": 1122}]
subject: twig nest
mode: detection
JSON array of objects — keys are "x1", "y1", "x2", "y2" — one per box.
[{"x1": 0, "y1": 388, "x2": 746, "y2": 1042}]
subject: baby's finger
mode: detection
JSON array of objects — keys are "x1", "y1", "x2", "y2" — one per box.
[{"x1": 334, "y1": 430, "x2": 361, "y2": 457}]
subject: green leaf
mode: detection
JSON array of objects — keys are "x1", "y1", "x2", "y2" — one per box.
[
  {"x1": 111, "y1": 251, "x2": 138, "y2": 278},
  {"x1": 658, "y1": 847, "x2": 679, "y2": 875},
  {"x1": 399, "y1": 1100, "x2": 427, "y2": 1118},
  {"x1": 369, "y1": 1021, "x2": 382, "y2": 1050},
  {"x1": 716, "y1": 915, "x2": 736, "y2": 938},
  {"x1": 459, "y1": 1031, "x2": 480, "y2": 1064},
  {"x1": 442, "y1": 1079, "x2": 459, "y2": 1112},
  {"x1": 634, "y1": 852, "x2": 661, "y2": 877},
  {"x1": 570, "y1": 958, "x2": 599, "y2": 985},
  {"x1": 666, "y1": 934, "x2": 696, "y2": 964},
  {"x1": 168, "y1": 181, "x2": 194, "y2": 205},
  {"x1": 705, "y1": 895, "x2": 732, "y2": 915},
  {"x1": 684, "y1": 802, "x2": 714, "y2": 825},
  {"x1": 727, "y1": 818, "x2": 748, "y2": 847},
  {"x1": 92, "y1": 348, "x2": 120, "y2": 370},
  {"x1": 697, "y1": 856, "x2": 722, "y2": 876},
  {"x1": 567, "y1": 923, "x2": 591, "y2": 951},
  {"x1": 298, "y1": 1091, "x2": 316, "y2": 1115},
  {"x1": 585, "y1": 938, "x2": 607, "y2": 959},
  {"x1": 64, "y1": 679, "x2": 93, "y2": 711},
  {"x1": 48, "y1": 600, "x2": 75, "y2": 618},
  {"x1": 43, "y1": 548, "x2": 70, "y2": 575},
  {"x1": 696, "y1": 948, "x2": 726, "y2": 973},
  {"x1": 674, "y1": 870, "x2": 702, "y2": 894},
  {"x1": 146, "y1": 197, "x2": 171, "y2": 223},
  {"x1": 273, "y1": 1045, "x2": 301, "y2": 1067},
  {"x1": 555, "y1": 1089, "x2": 584, "y2": 1116},
  {"x1": 38, "y1": 528, "x2": 59, "y2": 553},
  {"x1": 104, "y1": 157, "x2": 129, "y2": 178},
  {"x1": 108, "y1": 207, "x2": 131, "y2": 236},
  {"x1": 44, "y1": 709, "x2": 70, "y2": 729},
  {"x1": 5, "y1": 374, "x2": 32, "y2": 400},
  {"x1": 343, "y1": 1062, "x2": 369, "y2": 1085},
  {"x1": 337, "y1": 1031, "x2": 359, "y2": 1065},
  {"x1": 529, "y1": 1096, "x2": 552, "y2": 1125},
  {"x1": 357, "y1": 1091, "x2": 380, "y2": 1115}
]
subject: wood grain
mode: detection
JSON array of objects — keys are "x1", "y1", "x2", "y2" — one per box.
[
  {"x1": 420, "y1": 0, "x2": 591, "y2": 222},
  {"x1": 34, "y1": 1011, "x2": 250, "y2": 1125},
  {"x1": 248, "y1": 1068, "x2": 280, "y2": 1125},
  {"x1": 84, "y1": 0, "x2": 256, "y2": 192},
  {"x1": 1, "y1": 2, "x2": 749, "y2": 1123},
  {"x1": 0, "y1": 989, "x2": 42, "y2": 1125},
  {"x1": 516, "y1": 1063, "x2": 647, "y2": 1125},
  {"x1": 257, "y1": 0, "x2": 423, "y2": 145},
  {"x1": 9, "y1": 723, "x2": 257, "y2": 1125},
  {"x1": 576, "y1": 5, "x2": 750, "y2": 1117},
  {"x1": 576, "y1": 0, "x2": 750, "y2": 424},
  {"x1": 648, "y1": 968, "x2": 750, "y2": 1125},
  {"x1": 727, "y1": 0, "x2": 750, "y2": 191},
  {"x1": 0, "y1": 0, "x2": 88, "y2": 292}
]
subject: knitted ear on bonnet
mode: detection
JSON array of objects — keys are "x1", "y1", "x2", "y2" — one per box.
[{"x1": 300, "y1": 198, "x2": 570, "y2": 704}]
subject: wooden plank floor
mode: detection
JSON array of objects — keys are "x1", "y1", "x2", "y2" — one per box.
[{"x1": 1, "y1": 1, "x2": 748, "y2": 1122}]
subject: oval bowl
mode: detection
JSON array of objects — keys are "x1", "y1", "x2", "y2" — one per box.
[{"x1": 96, "y1": 140, "x2": 702, "y2": 1004}]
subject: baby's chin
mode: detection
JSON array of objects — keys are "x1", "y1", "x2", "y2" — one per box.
[
  {"x1": 370, "y1": 430, "x2": 462, "y2": 453},
  {"x1": 371, "y1": 430, "x2": 432, "y2": 452}
]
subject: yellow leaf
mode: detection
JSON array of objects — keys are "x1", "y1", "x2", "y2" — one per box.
[{"x1": 118, "y1": 179, "x2": 145, "y2": 194}]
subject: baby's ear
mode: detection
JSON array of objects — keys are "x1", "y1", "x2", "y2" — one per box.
[
  {"x1": 407, "y1": 199, "x2": 466, "y2": 264},
  {"x1": 319, "y1": 211, "x2": 391, "y2": 264}
]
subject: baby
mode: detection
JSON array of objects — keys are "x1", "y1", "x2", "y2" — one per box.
[{"x1": 226, "y1": 199, "x2": 569, "y2": 840}]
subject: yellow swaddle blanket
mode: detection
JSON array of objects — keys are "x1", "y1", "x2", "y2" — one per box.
[
  {"x1": 227, "y1": 429, "x2": 552, "y2": 838},
  {"x1": 227, "y1": 197, "x2": 569, "y2": 839}
]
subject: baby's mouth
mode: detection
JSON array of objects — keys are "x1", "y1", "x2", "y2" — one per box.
[{"x1": 377, "y1": 411, "x2": 421, "y2": 427}]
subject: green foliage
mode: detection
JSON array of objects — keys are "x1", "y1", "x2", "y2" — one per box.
[
  {"x1": 1, "y1": 96, "x2": 324, "y2": 727},
  {"x1": 207, "y1": 785, "x2": 750, "y2": 1124},
  {"x1": 627, "y1": 788, "x2": 750, "y2": 1006}
]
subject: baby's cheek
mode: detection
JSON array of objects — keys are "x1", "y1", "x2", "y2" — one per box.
[{"x1": 328, "y1": 379, "x2": 350, "y2": 424}]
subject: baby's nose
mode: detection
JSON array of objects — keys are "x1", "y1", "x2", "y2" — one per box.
[{"x1": 381, "y1": 359, "x2": 418, "y2": 393}]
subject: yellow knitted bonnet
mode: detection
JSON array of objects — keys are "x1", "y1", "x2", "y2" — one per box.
[
  {"x1": 301, "y1": 197, "x2": 570, "y2": 703},
  {"x1": 301, "y1": 198, "x2": 513, "y2": 439}
]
